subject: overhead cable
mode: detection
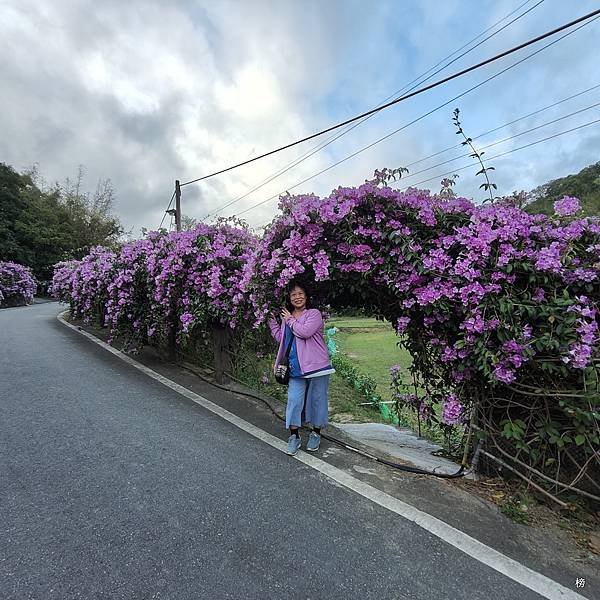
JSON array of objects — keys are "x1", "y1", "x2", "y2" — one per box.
[
  {"x1": 239, "y1": 82, "x2": 600, "y2": 223},
  {"x1": 158, "y1": 190, "x2": 176, "y2": 230},
  {"x1": 203, "y1": 0, "x2": 544, "y2": 219},
  {"x1": 403, "y1": 83, "x2": 600, "y2": 169},
  {"x1": 398, "y1": 101, "x2": 600, "y2": 182},
  {"x1": 235, "y1": 14, "x2": 600, "y2": 218},
  {"x1": 404, "y1": 117, "x2": 600, "y2": 189},
  {"x1": 249, "y1": 115, "x2": 600, "y2": 229},
  {"x1": 180, "y1": 7, "x2": 600, "y2": 188}
]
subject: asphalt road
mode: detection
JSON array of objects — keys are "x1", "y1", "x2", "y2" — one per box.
[{"x1": 0, "y1": 303, "x2": 548, "y2": 600}]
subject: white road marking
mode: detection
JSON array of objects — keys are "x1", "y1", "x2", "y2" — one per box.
[{"x1": 58, "y1": 312, "x2": 585, "y2": 600}]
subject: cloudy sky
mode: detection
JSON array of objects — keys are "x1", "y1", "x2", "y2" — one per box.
[{"x1": 1, "y1": 0, "x2": 599, "y2": 236}]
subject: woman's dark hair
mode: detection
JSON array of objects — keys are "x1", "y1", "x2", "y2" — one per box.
[{"x1": 284, "y1": 280, "x2": 313, "y2": 312}]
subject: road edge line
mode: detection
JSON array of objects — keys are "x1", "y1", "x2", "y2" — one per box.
[{"x1": 57, "y1": 311, "x2": 586, "y2": 600}]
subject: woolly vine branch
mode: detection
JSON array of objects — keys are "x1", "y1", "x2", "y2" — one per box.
[{"x1": 453, "y1": 108, "x2": 496, "y2": 202}]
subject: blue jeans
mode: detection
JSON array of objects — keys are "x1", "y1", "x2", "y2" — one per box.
[{"x1": 286, "y1": 375, "x2": 330, "y2": 430}]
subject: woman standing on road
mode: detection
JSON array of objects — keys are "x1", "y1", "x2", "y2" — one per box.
[{"x1": 269, "y1": 281, "x2": 335, "y2": 456}]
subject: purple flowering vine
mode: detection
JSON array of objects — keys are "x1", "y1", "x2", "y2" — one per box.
[{"x1": 0, "y1": 262, "x2": 37, "y2": 307}]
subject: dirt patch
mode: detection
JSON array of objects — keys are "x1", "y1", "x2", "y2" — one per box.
[
  {"x1": 454, "y1": 476, "x2": 600, "y2": 557},
  {"x1": 330, "y1": 412, "x2": 372, "y2": 424}
]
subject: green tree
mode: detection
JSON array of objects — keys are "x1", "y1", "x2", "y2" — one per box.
[
  {"x1": 0, "y1": 163, "x2": 27, "y2": 261},
  {"x1": 0, "y1": 163, "x2": 71, "y2": 279},
  {"x1": 180, "y1": 214, "x2": 198, "y2": 231},
  {"x1": 55, "y1": 165, "x2": 124, "y2": 255},
  {"x1": 525, "y1": 161, "x2": 600, "y2": 217},
  {"x1": 0, "y1": 162, "x2": 124, "y2": 283}
]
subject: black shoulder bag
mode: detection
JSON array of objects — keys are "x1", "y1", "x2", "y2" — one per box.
[{"x1": 275, "y1": 327, "x2": 295, "y2": 385}]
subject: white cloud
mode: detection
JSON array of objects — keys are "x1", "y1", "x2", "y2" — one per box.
[{"x1": 0, "y1": 0, "x2": 599, "y2": 235}]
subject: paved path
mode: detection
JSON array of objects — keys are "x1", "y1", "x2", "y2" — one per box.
[{"x1": 0, "y1": 303, "x2": 577, "y2": 599}]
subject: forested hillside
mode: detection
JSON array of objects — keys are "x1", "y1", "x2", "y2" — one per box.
[{"x1": 526, "y1": 161, "x2": 600, "y2": 216}]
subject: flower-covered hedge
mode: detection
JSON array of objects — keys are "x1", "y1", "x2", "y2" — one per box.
[
  {"x1": 53, "y1": 248, "x2": 116, "y2": 323},
  {"x1": 143, "y1": 221, "x2": 257, "y2": 338},
  {"x1": 51, "y1": 184, "x2": 600, "y2": 500},
  {"x1": 0, "y1": 261, "x2": 37, "y2": 307},
  {"x1": 49, "y1": 260, "x2": 81, "y2": 304},
  {"x1": 254, "y1": 186, "x2": 599, "y2": 499},
  {"x1": 256, "y1": 187, "x2": 599, "y2": 382},
  {"x1": 51, "y1": 221, "x2": 258, "y2": 347}
]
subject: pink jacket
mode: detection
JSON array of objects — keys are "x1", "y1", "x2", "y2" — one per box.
[{"x1": 269, "y1": 309, "x2": 331, "y2": 376}]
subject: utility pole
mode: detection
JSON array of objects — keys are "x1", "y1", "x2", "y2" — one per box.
[{"x1": 175, "y1": 179, "x2": 182, "y2": 232}]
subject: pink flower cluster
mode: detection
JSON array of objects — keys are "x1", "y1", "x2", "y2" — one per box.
[
  {"x1": 255, "y1": 183, "x2": 599, "y2": 415},
  {"x1": 0, "y1": 261, "x2": 37, "y2": 307},
  {"x1": 553, "y1": 196, "x2": 581, "y2": 217},
  {"x1": 51, "y1": 221, "x2": 258, "y2": 344},
  {"x1": 50, "y1": 247, "x2": 116, "y2": 323},
  {"x1": 564, "y1": 297, "x2": 598, "y2": 369},
  {"x1": 51, "y1": 180, "x2": 599, "y2": 431},
  {"x1": 442, "y1": 394, "x2": 464, "y2": 425}
]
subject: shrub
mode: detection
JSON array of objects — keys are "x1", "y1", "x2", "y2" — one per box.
[
  {"x1": 254, "y1": 185, "x2": 599, "y2": 499},
  {"x1": 0, "y1": 261, "x2": 37, "y2": 307},
  {"x1": 51, "y1": 182, "x2": 600, "y2": 501}
]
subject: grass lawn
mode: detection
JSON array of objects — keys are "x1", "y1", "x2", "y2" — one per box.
[
  {"x1": 328, "y1": 376, "x2": 387, "y2": 423},
  {"x1": 326, "y1": 316, "x2": 412, "y2": 401},
  {"x1": 325, "y1": 317, "x2": 453, "y2": 443},
  {"x1": 327, "y1": 316, "x2": 391, "y2": 329}
]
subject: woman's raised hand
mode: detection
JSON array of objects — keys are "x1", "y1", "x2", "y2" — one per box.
[{"x1": 281, "y1": 308, "x2": 292, "y2": 321}]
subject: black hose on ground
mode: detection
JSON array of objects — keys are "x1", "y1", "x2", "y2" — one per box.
[{"x1": 176, "y1": 361, "x2": 467, "y2": 479}]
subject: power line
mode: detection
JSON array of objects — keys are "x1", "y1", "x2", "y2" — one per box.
[
  {"x1": 180, "y1": 7, "x2": 600, "y2": 188},
  {"x1": 158, "y1": 190, "x2": 175, "y2": 229},
  {"x1": 404, "y1": 117, "x2": 600, "y2": 189},
  {"x1": 158, "y1": 190, "x2": 176, "y2": 230},
  {"x1": 403, "y1": 82, "x2": 600, "y2": 170},
  {"x1": 236, "y1": 14, "x2": 599, "y2": 219},
  {"x1": 226, "y1": 80, "x2": 599, "y2": 223},
  {"x1": 250, "y1": 116, "x2": 600, "y2": 230},
  {"x1": 397, "y1": 101, "x2": 600, "y2": 182},
  {"x1": 204, "y1": 0, "x2": 544, "y2": 219},
  {"x1": 240, "y1": 83, "x2": 586, "y2": 228}
]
